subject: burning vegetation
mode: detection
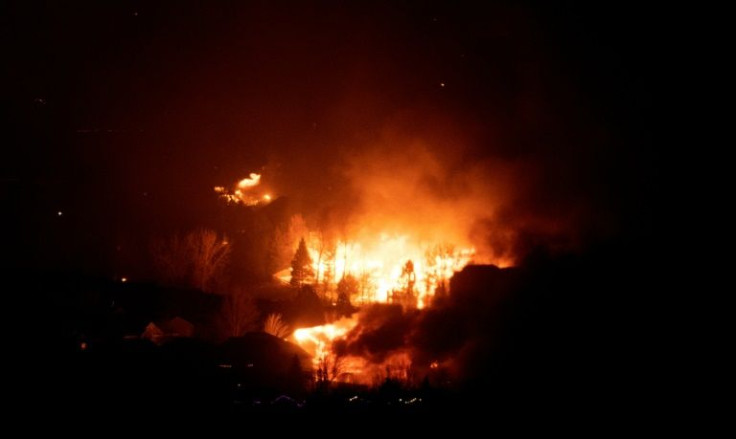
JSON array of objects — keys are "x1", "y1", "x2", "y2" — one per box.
[
  {"x1": 214, "y1": 173, "x2": 273, "y2": 206},
  {"x1": 205, "y1": 156, "x2": 516, "y2": 388},
  {"x1": 7, "y1": 0, "x2": 655, "y2": 418}
]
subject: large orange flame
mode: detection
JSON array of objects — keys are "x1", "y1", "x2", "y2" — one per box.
[
  {"x1": 292, "y1": 315, "x2": 412, "y2": 385},
  {"x1": 306, "y1": 234, "x2": 475, "y2": 309}
]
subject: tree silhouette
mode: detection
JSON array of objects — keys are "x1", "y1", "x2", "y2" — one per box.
[
  {"x1": 425, "y1": 243, "x2": 455, "y2": 304},
  {"x1": 401, "y1": 259, "x2": 416, "y2": 294},
  {"x1": 267, "y1": 214, "x2": 308, "y2": 276},
  {"x1": 290, "y1": 238, "x2": 314, "y2": 287},
  {"x1": 357, "y1": 269, "x2": 376, "y2": 305},
  {"x1": 221, "y1": 288, "x2": 259, "y2": 337},
  {"x1": 151, "y1": 228, "x2": 231, "y2": 293},
  {"x1": 390, "y1": 260, "x2": 417, "y2": 308},
  {"x1": 337, "y1": 274, "x2": 358, "y2": 311},
  {"x1": 263, "y1": 313, "x2": 291, "y2": 338}
]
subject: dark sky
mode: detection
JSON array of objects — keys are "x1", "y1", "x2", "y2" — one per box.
[{"x1": 3, "y1": 1, "x2": 656, "y2": 275}]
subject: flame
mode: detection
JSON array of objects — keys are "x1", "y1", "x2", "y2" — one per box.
[
  {"x1": 292, "y1": 317, "x2": 366, "y2": 383},
  {"x1": 274, "y1": 229, "x2": 479, "y2": 308},
  {"x1": 305, "y1": 234, "x2": 474, "y2": 309},
  {"x1": 215, "y1": 172, "x2": 273, "y2": 205},
  {"x1": 293, "y1": 316, "x2": 357, "y2": 367},
  {"x1": 237, "y1": 173, "x2": 261, "y2": 188},
  {"x1": 289, "y1": 233, "x2": 476, "y2": 384},
  {"x1": 292, "y1": 316, "x2": 411, "y2": 385}
]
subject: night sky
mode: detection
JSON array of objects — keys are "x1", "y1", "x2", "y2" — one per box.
[{"x1": 3, "y1": 1, "x2": 656, "y2": 276}]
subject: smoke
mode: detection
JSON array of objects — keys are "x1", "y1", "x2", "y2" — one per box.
[
  {"x1": 334, "y1": 304, "x2": 415, "y2": 363},
  {"x1": 329, "y1": 265, "x2": 519, "y2": 386},
  {"x1": 330, "y1": 120, "x2": 589, "y2": 266}
]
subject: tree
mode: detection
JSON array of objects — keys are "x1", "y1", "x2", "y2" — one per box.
[
  {"x1": 151, "y1": 228, "x2": 231, "y2": 293},
  {"x1": 357, "y1": 269, "x2": 376, "y2": 305},
  {"x1": 267, "y1": 214, "x2": 308, "y2": 277},
  {"x1": 263, "y1": 313, "x2": 291, "y2": 339},
  {"x1": 317, "y1": 243, "x2": 336, "y2": 302},
  {"x1": 390, "y1": 260, "x2": 417, "y2": 308},
  {"x1": 316, "y1": 354, "x2": 346, "y2": 388},
  {"x1": 221, "y1": 288, "x2": 259, "y2": 338},
  {"x1": 401, "y1": 260, "x2": 416, "y2": 294},
  {"x1": 290, "y1": 238, "x2": 314, "y2": 287},
  {"x1": 337, "y1": 274, "x2": 358, "y2": 310},
  {"x1": 425, "y1": 243, "x2": 455, "y2": 303}
]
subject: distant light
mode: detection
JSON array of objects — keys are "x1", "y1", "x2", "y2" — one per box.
[
  {"x1": 440, "y1": 82, "x2": 446, "y2": 87},
  {"x1": 57, "y1": 211, "x2": 63, "y2": 216},
  {"x1": 121, "y1": 277, "x2": 128, "y2": 283},
  {"x1": 80, "y1": 342, "x2": 87, "y2": 351},
  {"x1": 222, "y1": 240, "x2": 229, "y2": 246},
  {"x1": 263, "y1": 194, "x2": 272, "y2": 201}
]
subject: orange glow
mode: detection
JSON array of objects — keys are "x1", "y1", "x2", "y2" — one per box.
[
  {"x1": 303, "y1": 234, "x2": 475, "y2": 309},
  {"x1": 292, "y1": 317, "x2": 363, "y2": 382},
  {"x1": 293, "y1": 316, "x2": 357, "y2": 365},
  {"x1": 237, "y1": 173, "x2": 261, "y2": 188},
  {"x1": 292, "y1": 316, "x2": 412, "y2": 385}
]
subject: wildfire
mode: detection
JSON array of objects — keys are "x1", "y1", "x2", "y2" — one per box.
[
  {"x1": 214, "y1": 172, "x2": 273, "y2": 205},
  {"x1": 292, "y1": 315, "x2": 411, "y2": 385},
  {"x1": 293, "y1": 316, "x2": 357, "y2": 366},
  {"x1": 216, "y1": 161, "x2": 516, "y2": 386},
  {"x1": 289, "y1": 234, "x2": 475, "y2": 385},
  {"x1": 292, "y1": 317, "x2": 365, "y2": 382},
  {"x1": 301, "y1": 234, "x2": 474, "y2": 309}
]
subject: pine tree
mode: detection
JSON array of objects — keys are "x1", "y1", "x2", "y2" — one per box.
[{"x1": 290, "y1": 237, "x2": 314, "y2": 287}]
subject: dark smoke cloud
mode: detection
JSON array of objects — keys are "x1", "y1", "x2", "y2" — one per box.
[
  {"x1": 331, "y1": 266, "x2": 519, "y2": 386},
  {"x1": 334, "y1": 304, "x2": 415, "y2": 363},
  {"x1": 333, "y1": 248, "x2": 634, "y2": 395}
]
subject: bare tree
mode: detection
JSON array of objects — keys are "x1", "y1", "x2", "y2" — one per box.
[
  {"x1": 316, "y1": 354, "x2": 346, "y2": 387},
  {"x1": 221, "y1": 288, "x2": 259, "y2": 337},
  {"x1": 337, "y1": 274, "x2": 358, "y2": 309},
  {"x1": 357, "y1": 269, "x2": 376, "y2": 305},
  {"x1": 389, "y1": 260, "x2": 417, "y2": 308},
  {"x1": 317, "y1": 242, "x2": 336, "y2": 302},
  {"x1": 151, "y1": 228, "x2": 231, "y2": 293},
  {"x1": 150, "y1": 234, "x2": 189, "y2": 286},
  {"x1": 263, "y1": 313, "x2": 290, "y2": 339},
  {"x1": 424, "y1": 243, "x2": 456, "y2": 300},
  {"x1": 267, "y1": 215, "x2": 308, "y2": 277}
]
